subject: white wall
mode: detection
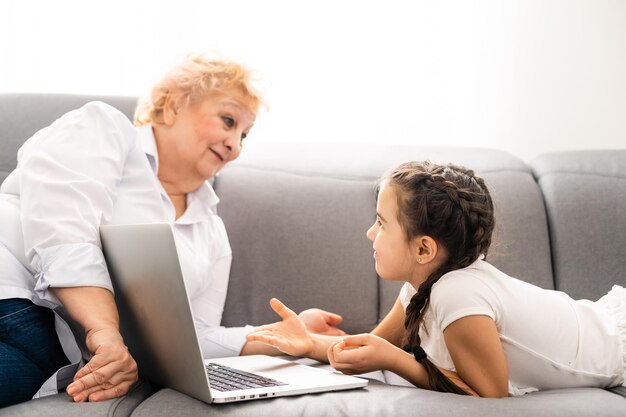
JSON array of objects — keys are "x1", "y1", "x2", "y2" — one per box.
[{"x1": 1, "y1": 0, "x2": 625, "y2": 161}]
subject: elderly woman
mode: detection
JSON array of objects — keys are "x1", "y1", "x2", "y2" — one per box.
[{"x1": 0, "y1": 55, "x2": 343, "y2": 407}]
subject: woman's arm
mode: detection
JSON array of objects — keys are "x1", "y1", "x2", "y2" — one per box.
[
  {"x1": 245, "y1": 298, "x2": 342, "y2": 361},
  {"x1": 192, "y1": 254, "x2": 345, "y2": 357},
  {"x1": 443, "y1": 315, "x2": 509, "y2": 397},
  {"x1": 247, "y1": 296, "x2": 406, "y2": 360},
  {"x1": 51, "y1": 287, "x2": 138, "y2": 402},
  {"x1": 18, "y1": 103, "x2": 140, "y2": 401}
]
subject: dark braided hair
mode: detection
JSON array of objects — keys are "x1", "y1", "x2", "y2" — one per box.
[{"x1": 384, "y1": 161, "x2": 495, "y2": 395}]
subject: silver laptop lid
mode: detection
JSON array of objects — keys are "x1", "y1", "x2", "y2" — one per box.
[{"x1": 100, "y1": 223, "x2": 213, "y2": 403}]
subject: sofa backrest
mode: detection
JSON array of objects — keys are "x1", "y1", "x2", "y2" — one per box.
[
  {"x1": 216, "y1": 143, "x2": 554, "y2": 333},
  {"x1": 0, "y1": 93, "x2": 556, "y2": 334},
  {"x1": 0, "y1": 93, "x2": 137, "y2": 184},
  {"x1": 531, "y1": 151, "x2": 626, "y2": 301}
]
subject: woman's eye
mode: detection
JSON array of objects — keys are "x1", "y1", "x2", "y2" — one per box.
[
  {"x1": 223, "y1": 116, "x2": 235, "y2": 128},
  {"x1": 241, "y1": 132, "x2": 248, "y2": 142}
]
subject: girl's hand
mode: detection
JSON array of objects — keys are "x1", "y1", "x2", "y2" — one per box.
[
  {"x1": 246, "y1": 298, "x2": 315, "y2": 357},
  {"x1": 327, "y1": 333, "x2": 399, "y2": 375},
  {"x1": 298, "y1": 308, "x2": 346, "y2": 336}
]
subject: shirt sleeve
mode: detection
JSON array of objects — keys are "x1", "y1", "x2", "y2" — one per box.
[
  {"x1": 399, "y1": 281, "x2": 418, "y2": 311},
  {"x1": 192, "y1": 254, "x2": 253, "y2": 358},
  {"x1": 17, "y1": 102, "x2": 136, "y2": 305},
  {"x1": 429, "y1": 271, "x2": 498, "y2": 332}
]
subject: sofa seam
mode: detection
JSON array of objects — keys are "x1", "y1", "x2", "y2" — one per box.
[
  {"x1": 533, "y1": 170, "x2": 626, "y2": 181},
  {"x1": 223, "y1": 165, "x2": 532, "y2": 182},
  {"x1": 107, "y1": 379, "x2": 147, "y2": 417}
]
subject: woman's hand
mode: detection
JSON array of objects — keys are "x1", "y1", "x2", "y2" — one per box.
[
  {"x1": 246, "y1": 298, "x2": 315, "y2": 357},
  {"x1": 66, "y1": 327, "x2": 138, "y2": 402},
  {"x1": 327, "y1": 333, "x2": 400, "y2": 375},
  {"x1": 298, "y1": 308, "x2": 346, "y2": 336},
  {"x1": 51, "y1": 287, "x2": 139, "y2": 402}
]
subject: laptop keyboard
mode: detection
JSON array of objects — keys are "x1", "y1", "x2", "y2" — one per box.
[{"x1": 206, "y1": 363, "x2": 288, "y2": 392}]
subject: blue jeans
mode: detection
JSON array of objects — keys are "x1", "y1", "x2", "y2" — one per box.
[{"x1": 0, "y1": 298, "x2": 69, "y2": 408}]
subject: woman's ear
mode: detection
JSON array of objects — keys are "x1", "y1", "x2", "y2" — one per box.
[
  {"x1": 412, "y1": 236, "x2": 438, "y2": 264},
  {"x1": 162, "y1": 96, "x2": 180, "y2": 126}
]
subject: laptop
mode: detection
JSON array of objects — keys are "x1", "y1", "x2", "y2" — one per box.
[{"x1": 99, "y1": 223, "x2": 368, "y2": 403}]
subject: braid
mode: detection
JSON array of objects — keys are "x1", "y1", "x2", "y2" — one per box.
[{"x1": 385, "y1": 161, "x2": 496, "y2": 395}]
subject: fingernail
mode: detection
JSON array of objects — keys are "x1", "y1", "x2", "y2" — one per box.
[{"x1": 67, "y1": 386, "x2": 76, "y2": 396}]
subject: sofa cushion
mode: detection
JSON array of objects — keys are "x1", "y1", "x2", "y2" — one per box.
[
  {"x1": 0, "y1": 379, "x2": 153, "y2": 417},
  {"x1": 216, "y1": 166, "x2": 379, "y2": 334},
  {"x1": 531, "y1": 150, "x2": 626, "y2": 300},
  {"x1": 129, "y1": 384, "x2": 626, "y2": 417},
  {"x1": 0, "y1": 93, "x2": 136, "y2": 184}
]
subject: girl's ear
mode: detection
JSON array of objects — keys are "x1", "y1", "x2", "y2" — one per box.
[{"x1": 412, "y1": 236, "x2": 438, "y2": 264}]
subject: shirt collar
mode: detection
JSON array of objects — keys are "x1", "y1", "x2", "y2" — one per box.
[
  {"x1": 137, "y1": 125, "x2": 220, "y2": 224},
  {"x1": 137, "y1": 124, "x2": 159, "y2": 173}
]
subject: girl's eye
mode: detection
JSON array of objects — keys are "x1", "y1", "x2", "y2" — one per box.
[
  {"x1": 223, "y1": 116, "x2": 235, "y2": 128},
  {"x1": 376, "y1": 219, "x2": 382, "y2": 227},
  {"x1": 241, "y1": 132, "x2": 248, "y2": 142}
]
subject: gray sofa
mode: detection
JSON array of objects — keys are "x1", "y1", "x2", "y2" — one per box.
[{"x1": 1, "y1": 93, "x2": 625, "y2": 416}]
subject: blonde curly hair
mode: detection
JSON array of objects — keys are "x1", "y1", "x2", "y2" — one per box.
[{"x1": 134, "y1": 54, "x2": 264, "y2": 126}]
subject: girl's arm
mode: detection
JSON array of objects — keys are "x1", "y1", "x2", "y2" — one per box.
[
  {"x1": 330, "y1": 315, "x2": 507, "y2": 397},
  {"x1": 371, "y1": 299, "x2": 507, "y2": 397},
  {"x1": 370, "y1": 296, "x2": 406, "y2": 346},
  {"x1": 328, "y1": 333, "x2": 479, "y2": 395},
  {"x1": 443, "y1": 315, "x2": 509, "y2": 398}
]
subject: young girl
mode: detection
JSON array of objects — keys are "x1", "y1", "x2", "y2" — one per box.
[{"x1": 246, "y1": 160, "x2": 626, "y2": 397}]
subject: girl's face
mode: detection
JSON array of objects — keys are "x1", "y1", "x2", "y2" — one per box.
[
  {"x1": 167, "y1": 96, "x2": 256, "y2": 181},
  {"x1": 366, "y1": 183, "x2": 419, "y2": 282}
]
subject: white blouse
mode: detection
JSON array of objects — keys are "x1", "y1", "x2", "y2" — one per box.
[{"x1": 0, "y1": 101, "x2": 250, "y2": 395}]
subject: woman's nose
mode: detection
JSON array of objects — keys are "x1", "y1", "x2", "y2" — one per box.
[{"x1": 224, "y1": 132, "x2": 242, "y2": 154}]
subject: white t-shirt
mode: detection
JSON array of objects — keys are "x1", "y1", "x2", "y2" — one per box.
[
  {"x1": 0, "y1": 102, "x2": 251, "y2": 395},
  {"x1": 398, "y1": 259, "x2": 624, "y2": 395}
]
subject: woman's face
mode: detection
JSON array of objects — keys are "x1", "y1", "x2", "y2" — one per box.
[
  {"x1": 166, "y1": 95, "x2": 256, "y2": 181},
  {"x1": 366, "y1": 183, "x2": 419, "y2": 282}
]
